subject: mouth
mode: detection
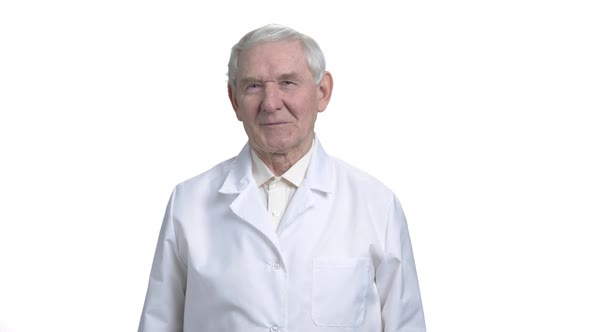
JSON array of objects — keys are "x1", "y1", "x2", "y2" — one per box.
[{"x1": 261, "y1": 122, "x2": 290, "y2": 126}]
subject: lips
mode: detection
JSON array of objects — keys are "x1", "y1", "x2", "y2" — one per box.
[{"x1": 261, "y1": 122, "x2": 289, "y2": 126}]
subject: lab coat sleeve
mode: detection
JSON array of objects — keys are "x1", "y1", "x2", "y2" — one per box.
[
  {"x1": 375, "y1": 194, "x2": 426, "y2": 332},
  {"x1": 138, "y1": 188, "x2": 187, "y2": 332}
]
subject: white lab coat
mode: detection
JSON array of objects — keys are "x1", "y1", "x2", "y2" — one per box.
[{"x1": 138, "y1": 139, "x2": 426, "y2": 332}]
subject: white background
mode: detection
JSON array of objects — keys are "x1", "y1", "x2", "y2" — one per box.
[{"x1": 1, "y1": 0, "x2": 589, "y2": 331}]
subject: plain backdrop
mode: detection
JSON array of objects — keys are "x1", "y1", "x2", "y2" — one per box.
[{"x1": 1, "y1": 1, "x2": 589, "y2": 331}]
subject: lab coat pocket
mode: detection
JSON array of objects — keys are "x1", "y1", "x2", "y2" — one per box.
[{"x1": 312, "y1": 257, "x2": 370, "y2": 327}]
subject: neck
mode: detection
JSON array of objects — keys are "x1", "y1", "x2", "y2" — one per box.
[{"x1": 253, "y1": 139, "x2": 313, "y2": 176}]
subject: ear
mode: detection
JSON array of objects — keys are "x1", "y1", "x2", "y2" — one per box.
[
  {"x1": 317, "y1": 71, "x2": 333, "y2": 113},
  {"x1": 227, "y1": 83, "x2": 242, "y2": 121}
]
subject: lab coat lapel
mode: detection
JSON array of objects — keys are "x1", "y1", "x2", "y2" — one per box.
[
  {"x1": 280, "y1": 138, "x2": 335, "y2": 230},
  {"x1": 219, "y1": 144, "x2": 281, "y2": 251}
]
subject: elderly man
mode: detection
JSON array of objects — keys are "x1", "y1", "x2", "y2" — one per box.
[{"x1": 139, "y1": 24, "x2": 426, "y2": 332}]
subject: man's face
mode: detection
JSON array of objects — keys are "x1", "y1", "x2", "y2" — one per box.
[{"x1": 228, "y1": 40, "x2": 332, "y2": 157}]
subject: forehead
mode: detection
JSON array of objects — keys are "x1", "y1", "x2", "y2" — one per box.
[{"x1": 237, "y1": 40, "x2": 312, "y2": 80}]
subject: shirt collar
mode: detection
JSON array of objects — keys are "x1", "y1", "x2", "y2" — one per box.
[{"x1": 250, "y1": 140, "x2": 315, "y2": 188}]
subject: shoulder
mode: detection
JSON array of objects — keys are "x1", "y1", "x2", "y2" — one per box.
[
  {"x1": 329, "y1": 155, "x2": 395, "y2": 200},
  {"x1": 173, "y1": 155, "x2": 236, "y2": 196}
]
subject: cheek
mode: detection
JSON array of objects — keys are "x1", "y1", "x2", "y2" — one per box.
[
  {"x1": 237, "y1": 98, "x2": 260, "y2": 121},
  {"x1": 288, "y1": 98, "x2": 317, "y2": 122}
]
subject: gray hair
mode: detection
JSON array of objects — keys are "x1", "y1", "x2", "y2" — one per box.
[{"x1": 227, "y1": 24, "x2": 326, "y2": 89}]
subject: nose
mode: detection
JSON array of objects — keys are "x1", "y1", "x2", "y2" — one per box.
[{"x1": 260, "y1": 83, "x2": 283, "y2": 112}]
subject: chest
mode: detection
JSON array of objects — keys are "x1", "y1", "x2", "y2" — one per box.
[{"x1": 175, "y1": 185, "x2": 388, "y2": 329}]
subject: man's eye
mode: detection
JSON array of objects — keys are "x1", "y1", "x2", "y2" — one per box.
[
  {"x1": 246, "y1": 83, "x2": 262, "y2": 90},
  {"x1": 280, "y1": 81, "x2": 296, "y2": 86}
]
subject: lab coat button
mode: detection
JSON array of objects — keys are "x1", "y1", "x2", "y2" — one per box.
[
  {"x1": 269, "y1": 325, "x2": 279, "y2": 332},
  {"x1": 272, "y1": 211, "x2": 280, "y2": 217},
  {"x1": 272, "y1": 263, "x2": 281, "y2": 271}
]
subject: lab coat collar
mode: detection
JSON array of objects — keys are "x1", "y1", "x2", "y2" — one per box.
[
  {"x1": 218, "y1": 144, "x2": 254, "y2": 194},
  {"x1": 219, "y1": 144, "x2": 281, "y2": 254},
  {"x1": 305, "y1": 137, "x2": 335, "y2": 193},
  {"x1": 219, "y1": 136, "x2": 335, "y2": 195},
  {"x1": 217, "y1": 136, "x2": 335, "y2": 251}
]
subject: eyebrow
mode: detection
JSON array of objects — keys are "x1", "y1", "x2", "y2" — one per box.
[
  {"x1": 277, "y1": 72, "x2": 300, "y2": 81},
  {"x1": 239, "y1": 77, "x2": 259, "y2": 85}
]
